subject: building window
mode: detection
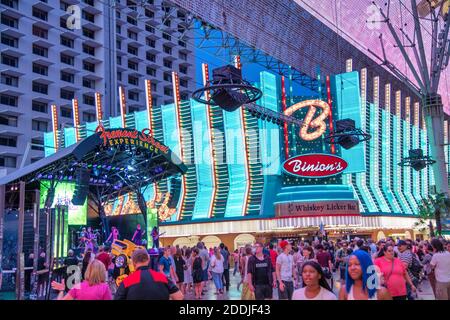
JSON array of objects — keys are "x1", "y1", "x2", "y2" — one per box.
[
  {"x1": 32, "y1": 25, "x2": 48, "y2": 39},
  {"x1": 60, "y1": 17, "x2": 70, "y2": 30},
  {"x1": 128, "y1": 60, "x2": 138, "y2": 70},
  {"x1": 116, "y1": 24, "x2": 121, "y2": 34},
  {"x1": 1, "y1": 0, "x2": 18, "y2": 10},
  {"x1": 146, "y1": 38, "x2": 155, "y2": 48},
  {"x1": 145, "y1": 24, "x2": 155, "y2": 33},
  {"x1": 179, "y1": 65, "x2": 187, "y2": 74},
  {"x1": 117, "y1": 71, "x2": 122, "y2": 81},
  {"x1": 116, "y1": 10, "x2": 121, "y2": 19},
  {"x1": 0, "y1": 135, "x2": 17, "y2": 147},
  {"x1": 32, "y1": 63, "x2": 48, "y2": 76},
  {"x1": 60, "y1": 107, "x2": 72, "y2": 118},
  {"x1": 32, "y1": 44, "x2": 48, "y2": 57},
  {"x1": 127, "y1": 16, "x2": 137, "y2": 26},
  {"x1": 60, "y1": 53, "x2": 74, "y2": 66},
  {"x1": 178, "y1": 40, "x2": 186, "y2": 47},
  {"x1": 82, "y1": 27, "x2": 95, "y2": 39},
  {"x1": 1, "y1": 73, "x2": 18, "y2": 87},
  {"x1": 151, "y1": 83, "x2": 157, "y2": 92},
  {"x1": 146, "y1": 67, "x2": 156, "y2": 76},
  {"x1": 82, "y1": 10, "x2": 95, "y2": 22},
  {"x1": 127, "y1": 30, "x2": 137, "y2": 40},
  {"x1": 61, "y1": 71, "x2": 75, "y2": 83},
  {"x1": 83, "y1": 94, "x2": 95, "y2": 106},
  {"x1": 163, "y1": 45, "x2": 172, "y2": 55},
  {"x1": 1, "y1": 14, "x2": 18, "y2": 28},
  {"x1": 1, "y1": 53, "x2": 18, "y2": 67},
  {"x1": 1, "y1": 33, "x2": 18, "y2": 48},
  {"x1": 0, "y1": 94, "x2": 17, "y2": 107},
  {"x1": 0, "y1": 156, "x2": 17, "y2": 168},
  {"x1": 82, "y1": 112, "x2": 95, "y2": 122},
  {"x1": 164, "y1": 87, "x2": 172, "y2": 96},
  {"x1": 31, "y1": 139, "x2": 44, "y2": 151},
  {"x1": 32, "y1": 7, "x2": 48, "y2": 21},
  {"x1": 82, "y1": 77, "x2": 95, "y2": 89},
  {"x1": 128, "y1": 91, "x2": 139, "y2": 101},
  {"x1": 32, "y1": 100, "x2": 48, "y2": 113},
  {"x1": 60, "y1": 36, "x2": 74, "y2": 48},
  {"x1": 60, "y1": 1, "x2": 70, "y2": 11},
  {"x1": 116, "y1": 39, "x2": 121, "y2": 50},
  {"x1": 179, "y1": 52, "x2": 187, "y2": 61},
  {"x1": 163, "y1": 72, "x2": 171, "y2": 82},
  {"x1": 128, "y1": 45, "x2": 138, "y2": 56},
  {"x1": 180, "y1": 93, "x2": 188, "y2": 100},
  {"x1": 128, "y1": 75, "x2": 139, "y2": 86},
  {"x1": 152, "y1": 97, "x2": 157, "y2": 106},
  {"x1": 83, "y1": 0, "x2": 94, "y2": 6},
  {"x1": 163, "y1": 19, "x2": 171, "y2": 27},
  {"x1": 162, "y1": 33, "x2": 171, "y2": 41},
  {"x1": 0, "y1": 115, "x2": 18, "y2": 126},
  {"x1": 180, "y1": 79, "x2": 188, "y2": 88},
  {"x1": 83, "y1": 61, "x2": 95, "y2": 72},
  {"x1": 117, "y1": 55, "x2": 122, "y2": 65},
  {"x1": 32, "y1": 120, "x2": 48, "y2": 132},
  {"x1": 60, "y1": 89, "x2": 75, "y2": 100},
  {"x1": 146, "y1": 52, "x2": 156, "y2": 62},
  {"x1": 82, "y1": 43, "x2": 95, "y2": 56},
  {"x1": 163, "y1": 59, "x2": 172, "y2": 68},
  {"x1": 32, "y1": 81, "x2": 48, "y2": 94},
  {"x1": 145, "y1": 9, "x2": 154, "y2": 18}
]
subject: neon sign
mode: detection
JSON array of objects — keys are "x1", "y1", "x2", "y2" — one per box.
[
  {"x1": 283, "y1": 99, "x2": 330, "y2": 141},
  {"x1": 95, "y1": 125, "x2": 169, "y2": 154},
  {"x1": 283, "y1": 153, "x2": 348, "y2": 178}
]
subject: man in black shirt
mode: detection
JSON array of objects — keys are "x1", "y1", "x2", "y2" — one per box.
[
  {"x1": 115, "y1": 249, "x2": 183, "y2": 300},
  {"x1": 247, "y1": 242, "x2": 276, "y2": 300}
]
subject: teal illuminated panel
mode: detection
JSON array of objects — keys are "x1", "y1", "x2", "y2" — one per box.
[
  {"x1": 420, "y1": 130, "x2": 429, "y2": 199},
  {"x1": 412, "y1": 126, "x2": 421, "y2": 204},
  {"x1": 85, "y1": 121, "x2": 98, "y2": 137},
  {"x1": 161, "y1": 103, "x2": 183, "y2": 222},
  {"x1": 191, "y1": 100, "x2": 214, "y2": 219},
  {"x1": 44, "y1": 132, "x2": 55, "y2": 157},
  {"x1": 381, "y1": 110, "x2": 401, "y2": 212},
  {"x1": 392, "y1": 115, "x2": 412, "y2": 213},
  {"x1": 368, "y1": 103, "x2": 390, "y2": 212},
  {"x1": 223, "y1": 109, "x2": 248, "y2": 218},
  {"x1": 331, "y1": 72, "x2": 365, "y2": 173},
  {"x1": 109, "y1": 116, "x2": 122, "y2": 129},
  {"x1": 259, "y1": 71, "x2": 281, "y2": 175},
  {"x1": 402, "y1": 121, "x2": 417, "y2": 213},
  {"x1": 134, "y1": 111, "x2": 149, "y2": 131},
  {"x1": 64, "y1": 127, "x2": 77, "y2": 147}
]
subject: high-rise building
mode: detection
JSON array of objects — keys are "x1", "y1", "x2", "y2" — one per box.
[{"x1": 0, "y1": 0, "x2": 195, "y2": 174}]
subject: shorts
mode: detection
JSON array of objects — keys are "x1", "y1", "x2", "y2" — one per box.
[
  {"x1": 201, "y1": 268, "x2": 208, "y2": 281},
  {"x1": 255, "y1": 284, "x2": 273, "y2": 300}
]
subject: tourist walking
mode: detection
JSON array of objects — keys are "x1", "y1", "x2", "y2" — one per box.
[
  {"x1": 430, "y1": 239, "x2": 450, "y2": 300},
  {"x1": 276, "y1": 240, "x2": 296, "y2": 300},
  {"x1": 292, "y1": 261, "x2": 337, "y2": 300},
  {"x1": 210, "y1": 248, "x2": 225, "y2": 295}
]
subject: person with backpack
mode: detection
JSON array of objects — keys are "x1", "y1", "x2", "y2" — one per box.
[{"x1": 398, "y1": 240, "x2": 421, "y2": 300}]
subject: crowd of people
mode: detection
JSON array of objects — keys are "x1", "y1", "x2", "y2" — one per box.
[{"x1": 33, "y1": 236, "x2": 450, "y2": 300}]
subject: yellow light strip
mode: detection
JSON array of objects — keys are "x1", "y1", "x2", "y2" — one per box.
[
  {"x1": 119, "y1": 86, "x2": 127, "y2": 128},
  {"x1": 395, "y1": 91, "x2": 401, "y2": 116},
  {"x1": 385, "y1": 83, "x2": 391, "y2": 112},
  {"x1": 144, "y1": 79, "x2": 158, "y2": 203},
  {"x1": 346, "y1": 58, "x2": 353, "y2": 72},
  {"x1": 51, "y1": 104, "x2": 59, "y2": 151},
  {"x1": 172, "y1": 71, "x2": 187, "y2": 220},
  {"x1": 234, "y1": 55, "x2": 250, "y2": 217},
  {"x1": 414, "y1": 102, "x2": 420, "y2": 127},
  {"x1": 72, "y1": 98, "x2": 80, "y2": 142},
  {"x1": 202, "y1": 63, "x2": 217, "y2": 219},
  {"x1": 405, "y1": 97, "x2": 411, "y2": 123},
  {"x1": 95, "y1": 92, "x2": 103, "y2": 124}
]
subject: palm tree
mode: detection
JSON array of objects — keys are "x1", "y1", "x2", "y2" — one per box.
[{"x1": 417, "y1": 193, "x2": 450, "y2": 236}]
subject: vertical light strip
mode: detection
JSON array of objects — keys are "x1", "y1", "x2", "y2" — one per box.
[
  {"x1": 234, "y1": 55, "x2": 250, "y2": 217},
  {"x1": 326, "y1": 75, "x2": 336, "y2": 154},
  {"x1": 51, "y1": 104, "x2": 59, "y2": 151},
  {"x1": 346, "y1": 58, "x2": 353, "y2": 72},
  {"x1": 355, "y1": 68, "x2": 378, "y2": 212},
  {"x1": 145, "y1": 79, "x2": 158, "y2": 203},
  {"x1": 95, "y1": 92, "x2": 103, "y2": 125},
  {"x1": 202, "y1": 63, "x2": 217, "y2": 218},
  {"x1": 281, "y1": 76, "x2": 289, "y2": 159},
  {"x1": 119, "y1": 86, "x2": 127, "y2": 128},
  {"x1": 172, "y1": 71, "x2": 187, "y2": 220},
  {"x1": 371, "y1": 76, "x2": 390, "y2": 212},
  {"x1": 404, "y1": 97, "x2": 417, "y2": 212},
  {"x1": 72, "y1": 98, "x2": 80, "y2": 142}
]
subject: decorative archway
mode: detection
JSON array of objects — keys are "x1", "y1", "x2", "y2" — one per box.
[
  {"x1": 234, "y1": 234, "x2": 255, "y2": 251},
  {"x1": 201, "y1": 235, "x2": 222, "y2": 249},
  {"x1": 376, "y1": 231, "x2": 386, "y2": 241},
  {"x1": 405, "y1": 230, "x2": 412, "y2": 240},
  {"x1": 172, "y1": 236, "x2": 200, "y2": 248}
]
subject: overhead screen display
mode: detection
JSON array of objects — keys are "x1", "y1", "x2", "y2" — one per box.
[{"x1": 39, "y1": 180, "x2": 87, "y2": 225}]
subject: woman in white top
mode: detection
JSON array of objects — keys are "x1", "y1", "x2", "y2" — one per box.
[
  {"x1": 210, "y1": 248, "x2": 225, "y2": 295},
  {"x1": 292, "y1": 261, "x2": 337, "y2": 300},
  {"x1": 339, "y1": 249, "x2": 391, "y2": 300},
  {"x1": 183, "y1": 248, "x2": 193, "y2": 293}
]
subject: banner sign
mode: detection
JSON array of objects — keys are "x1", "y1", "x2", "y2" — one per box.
[
  {"x1": 276, "y1": 200, "x2": 360, "y2": 217},
  {"x1": 282, "y1": 153, "x2": 348, "y2": 178}
]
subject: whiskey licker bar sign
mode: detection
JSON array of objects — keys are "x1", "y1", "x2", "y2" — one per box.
[
  {"x1": 283, "y1": 153, "x2": 348, "y2": 178},
  {"x1": 276, "y1": 201, "x2": 360, "y2": 217}
]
